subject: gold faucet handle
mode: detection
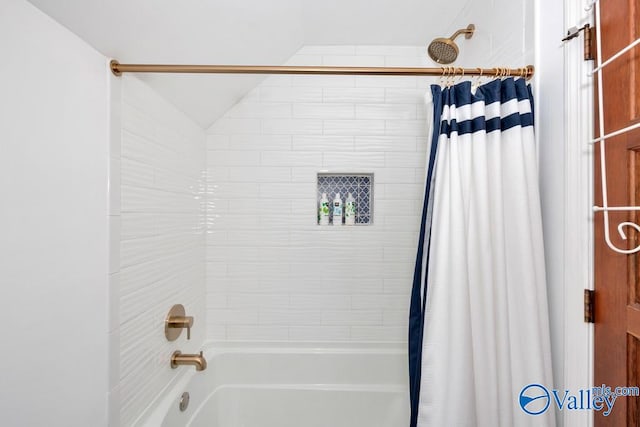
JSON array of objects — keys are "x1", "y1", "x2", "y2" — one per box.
[
  {"x1": 169, "y1": 316, "x2": 194, "y2": 339},
  {"x1": 165, "y1": 304, "x2": 195, "y2": 341}
]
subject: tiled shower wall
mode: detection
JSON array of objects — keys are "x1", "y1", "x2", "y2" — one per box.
[
  {"x1": 118, "y1": 75, "x2": 206, "y2": 426},
  {"x1": 205, "y1": 46, "x2": 433, "y2": 343}
]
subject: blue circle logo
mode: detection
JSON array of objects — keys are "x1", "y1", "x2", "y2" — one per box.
[{"x1": 519, "y1": 384, "x2": 550, "y2": 415}]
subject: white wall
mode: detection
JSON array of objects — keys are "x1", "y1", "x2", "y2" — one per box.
[
  {"x1": 116, "y1": 75, "x2": 207, "y2": 426},
  {"x1": 536, "y1": 0, "x2": 568, "y2": 420},
  {"x1": 0, "y1": 0, "x2": 110, "y2": 425},
  {"x1": 205, "y1": 46, "x2": 431, "y2": 342},
  {"x1": 444, "y1": 0, "x2": 535, "y2": 66}
]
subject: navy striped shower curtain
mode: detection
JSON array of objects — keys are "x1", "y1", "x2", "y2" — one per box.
[{"x1": 408, "y1": 78, "x2": 555, "y2": 427}]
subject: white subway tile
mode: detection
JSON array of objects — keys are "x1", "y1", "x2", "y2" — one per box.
[
  {"x1": 291, "y1": 294, "x2": 351, "y2": 311},
  {"x1": 356, "y1": 104, "x2": 416, "y2": 120},
  {"x1": 206, "y1": 293, "x2": 228, "y2": 309},
  {"x1": 109, "y1": 216, "x2": 121, "y2": 274},
  {"x1": 109, "y1": 273, "x2": 120, "y2": 333},
  {"x1": 356, "y1": 46, "x2": 422, "y2": 56},
  {"x1": 290, "y1": 167, "x2": 319, "y2": 183},
  {"x1": 382, "y1": 262, "x2": 415, "y2": 279},
  {"x1": 208, "y1": 118, "x2": 261, "y2": 134},
  {"x1": 121, "y1": 130, "x2": 154, "y2": 164},
  {"x1": 383, "y1": 215, "x2": 421, "y2": 231},
  {"x1": 229, "y1": 134, "x2": 292, "y2": 151},
  {"x1": 384, "y1": 278, "x2": 412, "y2": 294},
  {"x1": 380, "y1": 183, "x2": 423, "y2": 200},
  {"x1": 260, "y1": 87, "x2": 322, "y2": 103},
  {"x1": 121, "y1": 103, "x2": 155, "y2": 140},
  {"x1": 385, "y1": 151, "x2": 427, "y2": 168},
  {"x1": 297, "y1": 45, "x2": 357, "y2": 55},
  {"x1": 350, "y1": 326, "x2": 406, "y2": 341},
  {"x1": 376, "y1": 199, "x2": 419, "y2": 216},
  {"x1": 206, "y1": 324, "x2": 227, "y2": 340},
  {"x1": 373, "y1": 168, "x2": 417, "y2": 184},
  {"x1": 202, "y1": 46, "x2": 436, "y2": 347},
  {"x1": 385, "y1": 120, "x2": 429, "y2": 136},
  {"x1": 119, "y1": 77, "x2": 206, "y2": 425},
  {"x1": 323, "y1": 120, "x2": 385, "y2": 136},
  {"x1": 228, "y1": 166, "x2": 291, "y2": 183},
  {"x1": 206, "y1": 166, "x2": 230, "y2": 182},
  {"x1": 208, "y1": 308, "x2": 259, "y2": 325},
  {"x1": 226, "y1": 230, "x2": 291, "y2": 247},
  {"x1": 261, "y1": 75, "x2": 293, "y2": 87},
  {"x1": 261, "y1": 151, "x2": 323, "y2": 167},
  {"x1": 321, "y1": 310, "x2": 383, "y2": 326},
  {"x1": 292, "y1": 135, "x2": 355, "y2": 151},
  {"x1": 352, "y1": 294, "x2": 409, "y2": 310},
  {"x1": 292, "y1": 75, "x2": 355, "y2": 87},
  {"x1": 208, "y1": 151, "x2": 260, "y2": 166},
  {"x1": 225, "y1": 102, "x2": 292, "y2": 119},
  {"x1": 260, "y1": 183, "x2": 311, "y2": 198},
  {"x1": 109, "y1": 157, "x2": 122, "y2": 215},
  {"x1": 284, "y1": 55, "x2": 323, "y2": 66},
  {"x1": 322, "y1": 151, "x2": 385, "y2": 169},
  {"x1": 227, "y1": 294, "x2": 289, "y2": 309},
  {"x1": 227, "y1": 325, "x2": 289, "y2": 340},
  {"x1": 384, "y1": 56, "x2": 431, "y2": 67},
  {"x1": 227, "y1": 199, "x2": 291, "y2": 215},
  {"x1": 323, "y1": 55, "x2": 385, "y2": 66},
  {"x1": 261, "y1": 118, "x2": 323, "y2": 135},
  {"x1": 385, "y1": 88, "x2": 429, "y2": 104},
  {"x1": 121, "y1": 158, "x2": 154, "y2": 188},
  {"x1": 323, "y1": 87, "x2": 385, "y2": 103},
  {"x1": 354, "y1": 136, "x2": 417, "y2": 152},
  {"x1": 383, "y1": 310, "x2": 409, "y2": 327},
  {"x1": 293, "y1": 103, "x2": 355, "y2": 119},
  {"x1": 289, "y1": 326, "x2": 350, "y2": 341},
  {"x1": 209, "y1": 182, "x2": 260, "y2": 199},
  {"x1": 416, "y1": 76, "x2": 439, "y2": 89},
  {"x1": 260, "y1": 309, "x2": 322, "y2": 326}
]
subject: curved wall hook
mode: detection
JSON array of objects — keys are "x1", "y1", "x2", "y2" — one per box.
[{"x1": 600, "y1": 212, "x2": 640, "y2": 255}]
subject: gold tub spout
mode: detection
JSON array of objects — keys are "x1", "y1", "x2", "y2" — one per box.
[{"x1": 171, "y1": 351, "x2": 207, "y2": 371}]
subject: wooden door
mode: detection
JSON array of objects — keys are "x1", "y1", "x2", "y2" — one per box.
[{"x1": 594, "y1": 0, "x2": 640, "y2": 425}]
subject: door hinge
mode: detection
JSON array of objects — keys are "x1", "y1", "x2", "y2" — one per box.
[
  {"x1": 561, "y1": 23, "x2": 595, "y2": 61},
  {"x1": 583, "y1": 24, "x2": 595, "y2": 61},
  {"x1": 584, "y1": 289, "x2": 595, "y2": 323}
]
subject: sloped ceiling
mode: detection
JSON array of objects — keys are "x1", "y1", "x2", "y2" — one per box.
[{"x1": 27, "y1": 0, "x2": 468, "y2": 127}]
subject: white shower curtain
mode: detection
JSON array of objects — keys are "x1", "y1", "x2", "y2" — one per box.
[{"x1": 409, "y1": 78, "x2": 555, "y2": 427}]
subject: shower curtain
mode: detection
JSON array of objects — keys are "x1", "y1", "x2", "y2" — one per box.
[{"x1": 408, "y1": 78, "x2": 555, "y2": 427}]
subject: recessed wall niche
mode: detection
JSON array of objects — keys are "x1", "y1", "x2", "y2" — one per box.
[{"x1": 317, "y1": 173, "x2": 374, "y2": 225}]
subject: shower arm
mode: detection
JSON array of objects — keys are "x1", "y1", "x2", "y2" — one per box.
[{"x1": 449, "y1": 24, "x2": 476, "y2": 41}]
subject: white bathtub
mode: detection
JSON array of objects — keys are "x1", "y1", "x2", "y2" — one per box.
[{"x1": 140, "y1": 342, "x2": 409, "y2": 427}]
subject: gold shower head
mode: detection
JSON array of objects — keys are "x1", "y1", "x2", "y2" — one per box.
[{"x1": 427, "y1": 24, "x2": 475, "y2": 64}]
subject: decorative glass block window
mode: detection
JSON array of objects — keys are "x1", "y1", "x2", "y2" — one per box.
[{"x1": 317, "y1": 173, "x2": 373, "y2": 225}]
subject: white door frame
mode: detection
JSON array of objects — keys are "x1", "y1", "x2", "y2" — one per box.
[{"x1": 535, "y1": 0, "x2": 594, "y2": 426}]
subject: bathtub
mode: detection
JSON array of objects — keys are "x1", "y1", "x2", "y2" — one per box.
[{"x1": 140, "y1": 342, "x2": 409, "y2": 427}]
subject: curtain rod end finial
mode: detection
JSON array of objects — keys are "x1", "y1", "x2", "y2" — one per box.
[
  {"x1": 110, "y1": 60, "x2": 122, "y2": 77},
  {"x1": 525, "y1": 65, "x2": 535, "y2": 80}
]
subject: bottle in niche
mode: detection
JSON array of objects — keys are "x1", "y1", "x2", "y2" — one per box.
[
  {"x1": 332, "y1": 193, "x2": 343, "y2": 225},
  {"x1": 319, "y1": 193, "x2": 330, "y2": 225},
  {"x1": 345, "y1": 192, "x2": 356, "y2": 226}
]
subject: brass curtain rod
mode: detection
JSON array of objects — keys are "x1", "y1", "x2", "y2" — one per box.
[{"x1": 109, "y1": 60, "x2": 534, "y2": 79}]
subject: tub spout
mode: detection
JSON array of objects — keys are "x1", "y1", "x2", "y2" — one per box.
[{"x1": 171, "y1": 350, "x2": 207, "y2": 371}]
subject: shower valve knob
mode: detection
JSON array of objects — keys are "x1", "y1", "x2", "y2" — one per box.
[{"x1": 165, "y1": 304, "x2": 194, "y2": 341}]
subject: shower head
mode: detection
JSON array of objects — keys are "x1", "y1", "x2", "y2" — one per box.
[{"x1": 427, "y1": 24, "x2": 475, "y2": 64}]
